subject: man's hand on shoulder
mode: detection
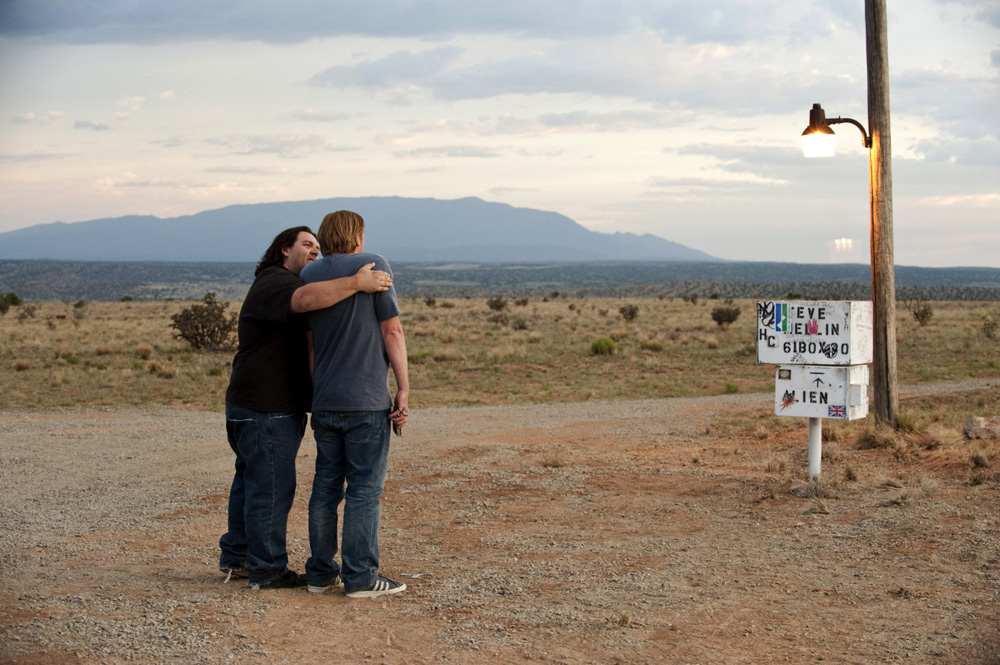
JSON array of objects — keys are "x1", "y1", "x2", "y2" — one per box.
[{"x1": 355, "y1": 263, "x2": 392, "y2": 293}]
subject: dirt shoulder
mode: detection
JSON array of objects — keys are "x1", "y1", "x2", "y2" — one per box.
[{"x1": 2, "y1": 383, "x2": 999, "y2": 664}]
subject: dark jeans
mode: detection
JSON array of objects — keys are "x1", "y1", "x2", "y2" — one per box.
[
  {"x1": 219, "y1": 401, "x2": 306, "y2": 585},
  {"x1": 306, "y1": 409, "x2": 391, "y2": 593}
]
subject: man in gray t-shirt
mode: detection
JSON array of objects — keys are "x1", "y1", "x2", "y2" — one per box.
[{"x1": 299, "y1": 210, "x2": 410, "y2": 599}]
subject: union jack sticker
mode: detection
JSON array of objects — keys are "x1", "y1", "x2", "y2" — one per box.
[{"x1": 828, "y1": 405, "x2": 846, "y2": 418}]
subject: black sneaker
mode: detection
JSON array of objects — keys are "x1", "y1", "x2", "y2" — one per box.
[
  {"x1": 345, "y1": 575, "x2": 406, "y2": 599},
  {"x1": 307, "y1": 574, "x2": 344, "y2": 594},
  {"x1": 220, "y1": 564, "x2": 249, "y2": 583},
  {"x1": 249, "y1": 570, "x2": 307, "y2": 590}
]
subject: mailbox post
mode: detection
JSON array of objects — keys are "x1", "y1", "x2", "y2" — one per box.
[{"x1": 757, "y1": 301, "x2": 874, "y2": 479}]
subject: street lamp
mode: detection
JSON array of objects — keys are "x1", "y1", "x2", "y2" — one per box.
[
  {"x1": 801, "y1": 103, "x2": 871, "y2": 158},
  {"x1": 796, "y1": 0, "x2": 899, "y2": 430}
]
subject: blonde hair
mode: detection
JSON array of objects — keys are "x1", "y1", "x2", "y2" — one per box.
[{"x1": 317, "y1": 210, "x2": 365, "y2": 255}]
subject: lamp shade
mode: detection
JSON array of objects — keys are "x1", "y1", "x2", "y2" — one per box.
[{"x1": 802, "y1": 125, "x2": 836, "y2": 158}]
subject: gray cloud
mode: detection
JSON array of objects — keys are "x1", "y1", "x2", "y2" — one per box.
[
  {"x1": 103, "y1": 178, "x2": 184, "y2": 188},
  {"x1": 309, "y1": 46, "x2": 463, "y2": 89},
  {"x1": 537, "y1": 110, "x2": 678, "y2": 131},
  {"x1": 0, "y1": 0, "x2": 852, "y2": 45},
  {"x1": 0, "y1": 151, "x2": 74, "y2": 162},
  {"x1": 205, "y1": 165, "x2": 291, "y2": 175},
  {"x1": 305, "y1": 42, "x2": 859, "y2": 117},
  {"x1": 291, "y1": 109, "x2": 351, "y2": 122},
  {"x1": 647, "y1": 176, "x2": 778, "y2": 190},
  {"x1": 74, "y1": 120, "x2": 111, "y2": 131},
  {"x1": 203, "y1": 134, "x2": 349, "y2": 158},
  {"x1": 394, "y1": 145, "x2": 503, "y2": 158}
]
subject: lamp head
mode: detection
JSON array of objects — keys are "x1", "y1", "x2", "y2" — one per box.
[{"x1": 801, "y1": 103, "x2": 836, "y2": 158}]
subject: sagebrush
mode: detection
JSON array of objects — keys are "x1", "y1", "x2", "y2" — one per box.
[{"x1": 170, "y1": 292, "x2": 238, "y2": 351}]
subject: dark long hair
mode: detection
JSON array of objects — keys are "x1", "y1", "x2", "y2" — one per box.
[{"x1": 255, "y1": 226, "x2": 314, "y2": 276}]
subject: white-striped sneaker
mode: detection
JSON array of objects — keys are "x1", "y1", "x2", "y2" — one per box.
[
  {"x1": 307, "y1": 574, "x2": 344, "y2": 594},
  {"x1": 345, "y1": 575, "x2": 407, "y2": 599}
]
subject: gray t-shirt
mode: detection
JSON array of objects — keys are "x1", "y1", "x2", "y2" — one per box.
[{"x1": 299, "y1": 253, "x2": 401, "y2": 412}]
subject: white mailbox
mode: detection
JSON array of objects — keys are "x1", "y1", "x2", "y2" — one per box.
[
  {"x1": 757, "y1": 300, "x2": 873, "y2": 366},
  {"x1": 775, "y1": 364, "x2": 869, "y2": 421}
]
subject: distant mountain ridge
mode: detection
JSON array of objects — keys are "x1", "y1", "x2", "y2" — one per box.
[{"x1": 0, "y1": 196, "x2": 719, "y2": 263}]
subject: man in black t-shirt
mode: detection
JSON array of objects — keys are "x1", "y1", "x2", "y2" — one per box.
[{"x1": 219, "y1": 226, "x2": 391, "y2": 589}]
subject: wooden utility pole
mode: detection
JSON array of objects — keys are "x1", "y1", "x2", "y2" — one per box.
[{"x1": 865, "y1": 0, "x2": 899, "y2": 428}]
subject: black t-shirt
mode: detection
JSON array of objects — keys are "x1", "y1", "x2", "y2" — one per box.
[{"x1": 225, "y1": 266, "x2": 311, "y2": 413}]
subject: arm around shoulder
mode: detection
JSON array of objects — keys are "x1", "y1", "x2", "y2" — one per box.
[{"x1": 289, "y1": 263, "x2": 392, "y2": 313}]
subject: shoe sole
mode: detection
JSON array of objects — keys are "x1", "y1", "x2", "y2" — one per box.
[
  {"x1": 220, "y1": 568, "x2": 249, "y2": 583},
  {"x1": 346, "y1": 582, "x2": 406, "y2": 599},
  {"x1": 249, "y1": 571, "x2": 307, "y2": 590},
  {"x1": 307, "y1": 583, "x2": 344, "y2": 594}
]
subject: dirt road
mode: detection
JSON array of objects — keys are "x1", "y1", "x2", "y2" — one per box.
[{"x1": 1, "y1": 385, "x2": 999, "y2": 664}]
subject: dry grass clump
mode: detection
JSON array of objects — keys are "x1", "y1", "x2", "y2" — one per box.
[
  {"x1": 970, "y1": 447, "x2": 993, "y2": 469},
  {"x1": 763, "y1": 457, "x2": 787, "y2": 474},
  {"x1": 880, "y1": 474, "x2": 939, "y2": 506},
  {"x1": 856, "y1": 425, "x2": 911, "y2": 460}
]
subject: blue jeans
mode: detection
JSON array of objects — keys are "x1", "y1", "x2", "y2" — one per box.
[
  {"x1": 306, "y1": 410, "x2": 391, "y2": 593},
  {"x1": 219, "y1": 401, "x2": 306, "y2": 585}
]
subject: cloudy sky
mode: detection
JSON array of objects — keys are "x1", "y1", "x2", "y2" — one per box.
[{"x1": 1, "y1": 0, "x2": 997, "y2": 267}]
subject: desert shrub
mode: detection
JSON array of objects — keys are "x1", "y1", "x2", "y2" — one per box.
[
  {"x1": 17, "y1": 304, "x2": 38, "y2": 321},
  {"x1": 970, "y1": 448, "x2": 992, "y2": 469},
  {"x1": 120, "y1": 296, "x2": 134, "y2": 302},
  {"x1": 512, "y1": 318, "x2": 528, "y2": 331},
  {"x1": 591, "y1": 336, "x2": 618, "y2": 355},
  {"x1": 424, "y1": 297, "x2": 437, "y2": 308},
  {"x1": 619, "y1": 304, "x2": 639, "y2": 322},
  {"x1": 724, "y1": 381, "x2": 739, "y2": 394},
  {"x1": 72, "y1": 300, "x2": 87, "y2": 323},
  {"x1": 151, "y1": 362, "x2": 176, "y2": 379},
  {"x1": 638, "y1": 339, "x2": 663, "y2": 352},
  {"x1": 983, "y1": 315, "x2": 998, "y2": 340},
  {"x1": 440, "y1": 301, "x2": 455, "y2": 309},
  {"x1": 136, "y1": 345, "x2": 153, "y2": 360},
  {"x1": 486, "y1": 296, "x2": 508, "y2": 312},
  {"x1": 169, "y1": 292, "x2": 237, "y2": 351},
  {"x1": 711, "y1": 306, "x2": 741, "y2": 327},
  {"x1": 513, "y1": 298, "x2": 529, "y2": 307},
  {"x1": 408, "y1": 351, "x2": 432, "y2": 364},
  {"x1": 905, "y1": 299, "x2": 933, "y2": 326},
  {"x1": 14, "y1": 359, "x2": 31, "y2": 372},
  {"x1": 682, "y1": 294, "x2": 699, "y2": 305},
  {"x1": 0, "y1": 292, "x2": 22, "y2": 316}
]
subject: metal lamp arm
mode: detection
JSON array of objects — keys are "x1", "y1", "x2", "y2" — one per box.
[{"x1": 826, "y1": 117, "x2": 871, "y2": 148}]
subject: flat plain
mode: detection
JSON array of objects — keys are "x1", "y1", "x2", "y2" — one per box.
[{"x1": 1, "y1": 297, "x2": 999, "y2": 664}]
